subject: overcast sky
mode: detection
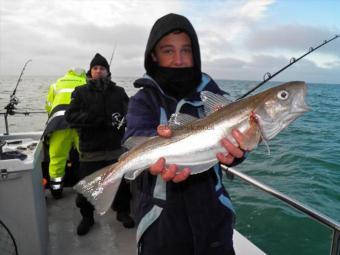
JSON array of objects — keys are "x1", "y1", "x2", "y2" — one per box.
[{"x1": 1, "y1": 0, "x2": 339, "y2": 84}]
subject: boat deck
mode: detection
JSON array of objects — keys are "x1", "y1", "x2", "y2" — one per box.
[
  {"x1": 0, "y1": 132, "x2": 264, "y2": 254},
  {"x1": 47, "y1": 188, "x2": 136, "y2": 255},
  {"x1": 47, "y1": 188, "x2": 265, "y2": 255}
]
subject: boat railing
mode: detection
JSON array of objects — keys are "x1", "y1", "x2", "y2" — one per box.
[
  {"x1": 221, "y1": 165, "x2": 340, "y2": 255},
  {"x1": 0, "y1": 111, "x2": 46, "y2": 135}
]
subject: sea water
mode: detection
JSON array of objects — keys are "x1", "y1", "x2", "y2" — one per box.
[{"x1": 0, "y1": 76, "x2": 339, "y2": 254}]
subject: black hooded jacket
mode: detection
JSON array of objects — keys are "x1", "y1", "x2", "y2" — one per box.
[
  {"x1": 65, "y1": 78, "x2": 129, "y2": 153},
  {"x1": 125, "y1": 14, "x2": 236, "y2": 255}
]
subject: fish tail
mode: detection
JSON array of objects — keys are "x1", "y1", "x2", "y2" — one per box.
[{"x1": 73, "y1": 163, "x2": 123, "y2": 215}]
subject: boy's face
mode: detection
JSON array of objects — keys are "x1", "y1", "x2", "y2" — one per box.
[
  {"x1": 152, "y1": 32, "x2": 193, "y2": 68},
  {"x1": 90, "y1": 65, "x2": 108, "y2": 80}
]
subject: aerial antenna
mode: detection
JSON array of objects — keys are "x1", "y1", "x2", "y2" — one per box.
[{"x1": 237, "y1": 35, "x2": 339, "y2": 100}]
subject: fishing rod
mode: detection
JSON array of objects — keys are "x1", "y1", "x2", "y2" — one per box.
[
  {"x1": 109, "y1": 43, "x2": 117, "y2": 66},
  {"x1": 10, "y1": 59, "x2": 32, "y2": 101},
  {"x1": 4, "y1": 59, "x2": 32, "y2": 116},
  {"x1": 237, "y1": 34, "x2": 339, "y2": 100},
  {"x1": 2, "y1": 59, "x2": 33, "y2": 134}
]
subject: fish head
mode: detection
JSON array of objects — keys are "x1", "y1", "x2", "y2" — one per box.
[{"x1": 254, "y1": 81, "x2": 309, "y2": 140}]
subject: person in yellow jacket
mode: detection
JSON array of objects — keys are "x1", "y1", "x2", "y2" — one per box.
[{"x1": 43, "y1": 68, "x2": 86, "y2": 199}]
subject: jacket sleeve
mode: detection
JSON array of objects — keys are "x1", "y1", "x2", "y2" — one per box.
[
  {"x1": 123, "y1": 91, "x2": 159, "y2": 142},
  {"x1": 65, "y1": 88, "x2": 105, "y2": 128},
  {"x1": 122, "y1": 89, "x2": 130, "y2": 116},
  {"x1": 119, "y1": 90, "x2": 130, "y2": 131},
  {"x1": 45, "y1": 83, "x2": 55, "y2": 115}
]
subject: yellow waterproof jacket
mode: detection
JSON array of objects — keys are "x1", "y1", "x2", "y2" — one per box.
[
  {"x1": 45, "y1": 69, "x2": 87, "y2": 115},
  {"x1": 43, "y1": 69, "x2": 86, "y2": 136}
]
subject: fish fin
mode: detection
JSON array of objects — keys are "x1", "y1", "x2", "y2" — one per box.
[
  {"x1": 200, "y1": 91, "x2": 233, "y2": 116},
  {"x1": 168, "y1": 113, "x2": 198, "y2": 130},
  {"x1": 122, "y1": 136, "x2": 152, "y2": 150},
  {"x1": 74, "y1": 163, "x2": 122, "y2": 215},
  {"x1": 177, "y1": 159, "x2": 218, "y2": 174},
  {"x1": 124, "y1": 167, "x2": 145, "y2": 180}
]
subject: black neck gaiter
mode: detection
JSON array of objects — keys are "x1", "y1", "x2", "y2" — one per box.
[
  {"x1": 89, "y1": 77, "x2": 114, "y2": 91},
  {"x1": 152, "y1": 66, "x2": 202, "y2": 100}
]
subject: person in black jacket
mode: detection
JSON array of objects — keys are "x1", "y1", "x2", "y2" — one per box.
[
  {"x1": 65, "y1": 53, "x2": 134, "y2": 236},
  {"x1": 124, "y1": 14, "x2": 247, "y2": 255}
]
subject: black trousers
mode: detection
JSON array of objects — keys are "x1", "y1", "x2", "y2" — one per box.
[{"x1": 76, "y1": 159, "x2": 131, "y2": 218}]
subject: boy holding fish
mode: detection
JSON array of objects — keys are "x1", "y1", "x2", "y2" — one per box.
[
  {"x1": 124, "y1": 13, "x2": 245, "y2": 255},
  {"x1": 74, "y1": 13, "x2": 308, "y2": 255}
]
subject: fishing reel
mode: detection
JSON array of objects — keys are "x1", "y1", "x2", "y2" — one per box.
[{"x1": 4, "y1": 95, "x2": 19, "y2": 115}]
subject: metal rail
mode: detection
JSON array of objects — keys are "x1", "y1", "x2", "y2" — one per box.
[
  {"x1": 221, "y1": 165, "x2": 340, "y2": 255},
  {"x1": 0, "y1": 111, "x2": 46, "y2": 135}
]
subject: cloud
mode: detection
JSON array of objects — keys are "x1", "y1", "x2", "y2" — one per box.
[
  {"x1": 194, "y1": 0, "x2": 275, "y2": 47},
  {"x1": 58, "y1": 23, "x2": 149, "y2": 52},
  {"x1": 203, "y1": 54, "x2": 284, "y2": 80},
  {"x1": 0, "y1": 0, "x2": 339, "y2": 84},
  {"x1": 1, "y1": 0, "x2": 276, "y2": 75},
  {"x1": 204, "y1": 57, "x2": 246, "y2": 70},
  {"x1": 0, "y1": 0, "x2": 184, "y2": 75},
  {"x1": 323, "y1": 59, "x2": 340, "y2": 68},
  {"x1": 245, "y1": 24, "x2": 340, "y2": 54},
  {"x1": 203, "y1": 53, "x2": 340, "y2": 84}
]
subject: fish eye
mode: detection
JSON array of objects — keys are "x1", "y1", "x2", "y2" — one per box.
[{"x1": 277, "y1": 90, "x2": 289, "y2": 100}]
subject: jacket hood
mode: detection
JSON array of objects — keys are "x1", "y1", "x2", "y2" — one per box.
[
  {"x1": 68, "y1": 67, "x2": 86, "y2": 78},
  {"x1": 144, "y1": 13, "x2": 201, "y2": 75}
]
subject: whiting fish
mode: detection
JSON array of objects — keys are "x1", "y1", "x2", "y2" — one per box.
[{"x1": 74, "y1": 81, "x2": 309, "y2": 215}]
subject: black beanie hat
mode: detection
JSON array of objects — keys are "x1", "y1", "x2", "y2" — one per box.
[{"x1": 87, "y1": 53, "x2": 110, "y2": 77}]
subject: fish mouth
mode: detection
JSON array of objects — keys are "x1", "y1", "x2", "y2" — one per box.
[
  {"x1": 259, "y1": 112, "x2": 301, "y2": 141},
  {"x1": 258, "y1": 85, "x2": 309, "y2": 140},
  {"x1": 291, "y1": 84, "x2": 310, "y2": 114}
]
